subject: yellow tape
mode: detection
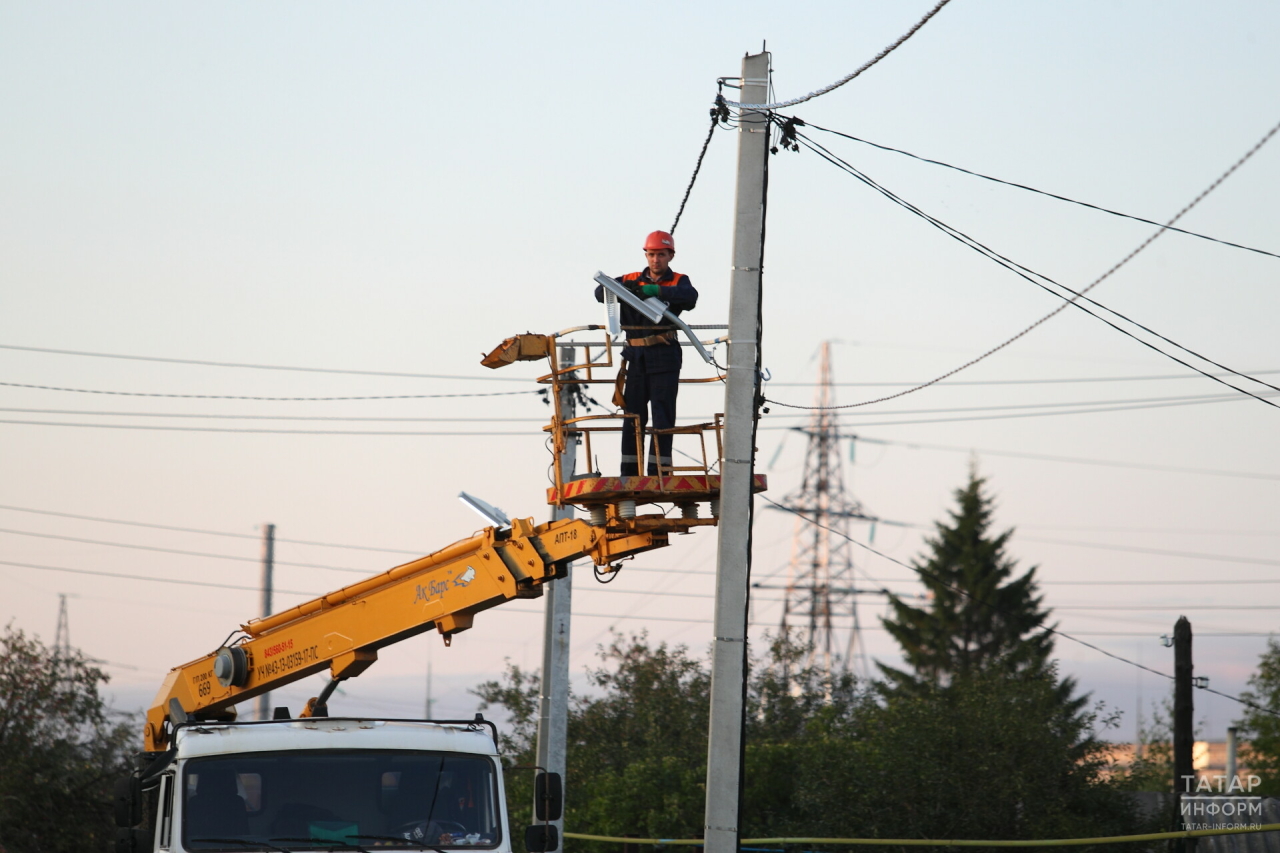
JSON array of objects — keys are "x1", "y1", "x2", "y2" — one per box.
[{"x1": 564, "y1": 822, "x2": 1280, "y2": 847}]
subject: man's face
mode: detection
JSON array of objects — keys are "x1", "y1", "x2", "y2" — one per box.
[{"x1": 645, "y1": 249, "x2": 673, "y2": 277}]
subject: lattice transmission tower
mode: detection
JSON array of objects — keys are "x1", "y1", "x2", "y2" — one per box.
[
  {"x1": 54, "y1": 593, "x2": 71, "y2": 658},
  {"x1": 774, "y1": 342, "x2": 876, "y2": 678}
]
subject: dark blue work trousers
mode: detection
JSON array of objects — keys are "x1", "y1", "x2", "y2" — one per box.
[{"x1": 620, "y1": 346, "x2": 681, "y2": 477}]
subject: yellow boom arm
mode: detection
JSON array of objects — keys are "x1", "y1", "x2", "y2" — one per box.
[{"x1": 144, "y1": 516, "x2": 664, "y2": 751}]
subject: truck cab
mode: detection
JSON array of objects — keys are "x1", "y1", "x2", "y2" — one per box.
[{"x1": 121, "y1": 717, "x2": 524, "y2": 853}]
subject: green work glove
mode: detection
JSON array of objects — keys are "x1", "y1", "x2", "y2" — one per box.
[{"x1": 640, "y1": 284, "x2": 662, "y2": 297}]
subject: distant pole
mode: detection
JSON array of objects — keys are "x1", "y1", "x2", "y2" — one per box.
[
  {"x1": 534, "y1": 346, "x2": 576, "y2": 850},
  {"x1": 1226, "y1": 726, "x2": 1239, "y2": 791},
  {"x1": 425, "y1": 642, "x2": 435, "y2": 719},
  {"x1": 257, "y1": 524, "x2": 275, "y2": 722},
  {"x1": 704, "y1": 49, "x2": 770, "y2": 853},
  {"x1": 1172, "y1": 616, "x2": 1194, "y2": 853}
]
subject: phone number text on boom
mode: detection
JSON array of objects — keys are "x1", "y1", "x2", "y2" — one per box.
[{"x1": 256, "y1": 645, "x2": 320, "y2": 679}]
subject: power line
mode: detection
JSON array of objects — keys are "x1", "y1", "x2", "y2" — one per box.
[
  {"x1": 617, "y1": 566, "x2": 1280, "y2": 586},
  {"x1": 758, "y1": 494, "x2": 1279, "y2": 717},
  {"x1": 809, "y1": 389, "x2": 1279, "y2": 418},
  {"x1": 1046, "y1": 579, "x2": 1280, "y2": 586},
  {"x1": 770, "y1": 116, "x2": 1280, "y2": 411},
  {"x1": 762, "y1": 389, "x2": 1277, "y2": 427},
  {"x1": 768, "y1": 368, "x2": 1280, "y2": 388},
  {"x1": 0, "y1": 381, "x2": 538, "y2": 401},
  {"x1": 792, "y1": 515, "x2": 1280, "y2": 570},
  {"x1": 1055, "y1": 605, "x2": 1280, "y2": 611},
  {"x1": 781, "y1": 129, "x2": 1280, "y2": 413},
  {"x1": 794, "y1": 120, "x2": 1280, "y2": 262},
  {"x1": 5, "y1": 557, "x2": 1273, "y2": 639},
  {"x1": 0, "y1": 526, "x2": 370, "y2": 573},
  {"x1": 0, "y1": 408, "x2": 556, "y2": 422},
  {"x1": 0, "y1": 558, "x2": 316, "y2": 595},
  {"x1": 0, "y1": 503, "x2": 422, "y2": 555},
  {"x1": 6, "y1": 388, "x2": 1276, "y2": 434},
  {"x1": 496, "y1": 603, "x2": 1275, "y2": 637},
  {"x1": 1017, "y1": 536, "x2": 1280, "y2": 568},
  {"x1": 850, "y1": 435, "x2": 1280, "y2": 483},
  {"x1": 0, "y1": 343, "x2": 525, "y2": 382},
  {"x1": 625, "y1": 565, "x2": 1280, "y2": 586},
  {"x1": 0, "y1": 419, "x2": 535, "y2": 435},
  {"x1": 721, "y1": 0, "x2": 954, "y2": 110},
  {"x1": 671, "y1": 96, "x2": 728, "y2": 234},
  {"x1": 2, "y1": 387, "x2": 1268, "y2": 420}
]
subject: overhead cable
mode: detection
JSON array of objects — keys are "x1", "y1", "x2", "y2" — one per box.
[
  {"x1": 4, "y1": 386, "x2": 1277, "y2": 434},
  {"x1": 764, "y1": 387, "x2": 1278, "y2": 426},
  {"x1": 4, "y1": 559, "x2": 1272, "y2": 643},
  {"x1": 0, "y1": 408, "x2": 557, "y2": 422},
  {"x1": 0, "y1": 503, "x2": 422, "y2": 555},
  {"x1": 0, "y1": 526, "x2": 369, "y2": 573},
  {"x1": 4, "y1": 387, "x2": 1276, "y2": 433},
  {"x1": 770, "y1": 116, "x2": 1280, "y2": 411},
  {"x1": 0, "y1": 558, "x2": 315, "y2": 595},
  {"x1": 721, "y1": 0, "x2": 954, "y2": 110},
  {"x1": 0, "y1": 343, "x2": 525, "y2": 382},
  {"x1": 0, "y1": 380, "x2": 538, "y2": 401},
  {"x1": 759, "y1": 494, "x2": 1280, "y2": 718},
  {"x1": 797, "y1": 389, "x2": 1280, "y2": 418},
  {"x1": 771, "y1": 514, "x2": 1280, "y2": 568},
  {"x1": 671, "y1": 96, "x2": 729, "y2": 233},
  {"x1": 791, "y1": 130, "x2": 1280, "y2": 402},
  {"x1": 769, "y1": 129, "x2": 1280, "y2": 412},
  {"x1": 851, "y1": 435, "x2": 1280, "y2": 482},
  {"x1": 1017, "y1": 535, "x2": 1280, "y2": 568},
  {"x1": 622, "y1": 566, "x2": 1280, "y2": 585},
  {"x1": 794, "y1": 119, "x2": 1280, "y2": 262},
  {"x1": 4, "y1": 388, "x2": 1270, "y2": 422},
  {"x1": 769, "y1": 368, "x2": 1280, "y2": 388},
  {"x1": 0, "y1": 419, "x2": 534, "y2": 435}
]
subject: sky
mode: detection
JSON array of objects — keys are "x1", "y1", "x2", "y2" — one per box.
[{"x1": 1, "y1": 0, "x2": 1278, "y2": 746}]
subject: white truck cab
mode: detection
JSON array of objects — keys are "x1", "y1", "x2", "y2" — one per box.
[{"x1": 116, "y1": 717, "x2": 556, "y2": 853}]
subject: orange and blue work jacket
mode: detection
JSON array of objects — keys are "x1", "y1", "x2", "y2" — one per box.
[{"x1": 593, "y1": 268, "x2": 698, "y2": 363}]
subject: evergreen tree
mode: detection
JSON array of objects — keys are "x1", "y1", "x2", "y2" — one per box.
[{"x1": 878, "y1": 467, "x2": 1060, "y2": 693}]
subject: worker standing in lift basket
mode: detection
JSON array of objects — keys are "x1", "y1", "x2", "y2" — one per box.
[{"x1": 595, "y1": 230, "x2": 698, "y2": 476}]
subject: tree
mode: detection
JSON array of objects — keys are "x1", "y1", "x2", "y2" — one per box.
[
  {"x1": 474, "y1": 632, "x2": 711, "y2": 844},
  {"x1": 1235, "y1": 638, "x2": 1280, "y2": 796},
  {"x1": 475, "y1": 631, "x2": 1148, "y2": 849},
  {"x1": 0, "y1": 624, "x2": 138, "y2": 852},
  {"x1": 878, "y1": 468, "x2": 1061, "y2": 694},
  {"x1": 842, "y1": 666, "x2": 1143, "y2": 847}
]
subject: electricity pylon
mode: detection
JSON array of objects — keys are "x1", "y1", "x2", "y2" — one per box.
[
  {"x1": 775, "y1": 342, "x2": 875, "y2": 678},
  {"x1": 54, "y1": 593, "x2": 71, "y2": 658}
]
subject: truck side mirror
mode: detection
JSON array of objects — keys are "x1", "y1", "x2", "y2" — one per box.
[
  {"x1": 113, "y1": 776, "x2": 142, "y2": 827},
  {"x1": 115, "y1": 827, "x2": 150, "y2": 853},
  {"x1": 524, "y1": 824, "x2": 559, "y2": 853},
  {"x1": 534, "y1": 771, "x2": 563, "y2": 822}
]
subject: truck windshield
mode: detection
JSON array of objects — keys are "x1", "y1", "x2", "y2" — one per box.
[{"x1": 182, "y1": 750, "x2": 502, "y2": 850}]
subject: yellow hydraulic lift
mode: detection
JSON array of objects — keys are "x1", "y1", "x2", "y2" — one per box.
[{"x1": 144, "y1": 326, "x2": 764, "y2": 753}]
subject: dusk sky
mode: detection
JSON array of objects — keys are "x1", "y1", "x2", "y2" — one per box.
[{"x1": 2, "y1": 0, "x2": 1277, "y2": 742}]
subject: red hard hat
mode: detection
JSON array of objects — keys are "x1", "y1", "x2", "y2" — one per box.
[{"x1": 643, "y1": 230, "x2": 675, "y2": 252}]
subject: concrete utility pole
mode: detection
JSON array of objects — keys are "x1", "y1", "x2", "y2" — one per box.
[
  {"x1": 1173, "y1": 615, "x2": 1194, "y2": 853},
  {"x1": 704, "y1": 50, "x2": 770, "y2": 853},
  {"x1": 534, "y1": 346, "x2": 577, "y2": 850},
  {"x1": 257, "y1": 523, "x2": 275, "y2": 722}
]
